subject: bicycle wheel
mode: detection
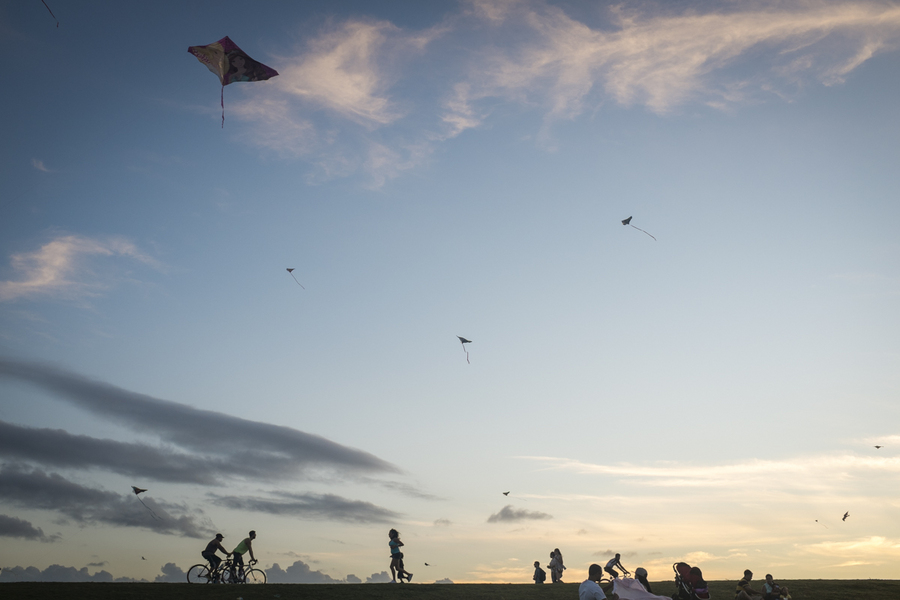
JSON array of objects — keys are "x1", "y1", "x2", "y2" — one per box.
[
  {"x1": 244, "y1": 568, "x2": 266, "y2": 584},
  {"x1": 187, "y1": 564, "x2": 212, "y2": 584}
]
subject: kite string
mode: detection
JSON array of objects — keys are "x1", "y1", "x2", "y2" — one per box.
[
  {"x1": 138, "y1": 496, "x2": 162, "y2": 521},
  {"x1": 630, "y1": 225, "x2": 656, "y2": 241},
  {"x1": 221, "y1": 85, "x2": 225, "y2": 128}
]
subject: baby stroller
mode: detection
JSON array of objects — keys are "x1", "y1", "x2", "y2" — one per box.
[{"x1": 673, "y1": 562, "x2": 709, "y2": 600}]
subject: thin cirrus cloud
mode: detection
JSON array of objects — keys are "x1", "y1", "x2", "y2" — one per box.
[
  {"x1": 524, "y1": 453, "x2": 900, "y2": 491},
  {"x1": 0, "y1": 234, "x2": 163, "y2": 303},
  {"x1": 236, "y1": 1, "x2": 900, "y2": 184}
]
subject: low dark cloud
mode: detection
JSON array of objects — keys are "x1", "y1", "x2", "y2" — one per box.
[
  {"x1": 0, "y1": 466, "x2": 214, "y2": 538},
  {"x1": 86, "y1": 561, "x2": 108, "y2": 567},
  {"x1": 0, "y1": 564, "x2": 119, "y2": 582},
  {"x1": 0, "y1": 513, "x2": 59, "y2": 542},
  {"x1": 266, "y1": 560, "x2": 344, "y2": 583},
  {"x1": 0, "y1": 358, "x2": 399, "y2": 483},
  {"x1": 154, "y1": 563, "x2": 185, "y2": 583},
  {"x1": 486, "y1": 504, "x2": 552, "y2": 523},
  {"x1": 346, "y1": 574, "x2": 362, "y2": 583},
  {"x1": 210, "y1": 491, "x2": 399, "y2": 524},
  {"x1": 435, "y1": 578, "x2": 454, "y2": 584},
  {"x1": 366, "y1": 570, "x2": 392, "y2": 583}
]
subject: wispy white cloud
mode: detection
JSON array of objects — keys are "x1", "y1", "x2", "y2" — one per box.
[
  {"x1": 0, "y1": 234, "x2": 163, "y2": 302},
  {"x1": 236, "y1": 1, "x2": 900, "y2": 183},
  {"x1": 30, "y1": 159, "x2": 52, "y2": 172},
  {"x1": 523, "y1": 453, "x2": 900, "y2": 490}
]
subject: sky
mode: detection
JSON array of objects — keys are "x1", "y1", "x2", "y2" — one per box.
[{"x1": 1, "y1": 0, "x2": 899, "y2": 585}]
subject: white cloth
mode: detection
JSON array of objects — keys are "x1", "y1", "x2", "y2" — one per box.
[
  {"x1": 613, "y1": 577, "x2": 671, "y2": 600},
  {"x1": 579, "y1": 579, "x2": 608, "y2": 600}
]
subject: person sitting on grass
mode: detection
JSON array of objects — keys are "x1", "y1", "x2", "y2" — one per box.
[
  {"x1": 634, "y1": 567, "x2": 652, "y2": 593},
  {"x1": 580, "y1": 564, "x2": 619, "y2": 600},
  {"x1": 735, "y1": 569, "x2": 763, "y2": 600},
  {"x1": 763, "y1": 574, "x2": 789, "y2": 600}
]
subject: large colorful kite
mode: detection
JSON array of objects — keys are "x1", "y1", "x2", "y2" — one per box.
[{"x1": 187, "y1": 36, "x2": 279, "y2": 127}]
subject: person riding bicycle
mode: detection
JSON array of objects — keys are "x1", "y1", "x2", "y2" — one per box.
[
  {"x1": 202, "y1": 533, "x2": 231, "y2": 576},
  {"x1": 231, "y1": 530, "x2": 257, "y2": 580}
]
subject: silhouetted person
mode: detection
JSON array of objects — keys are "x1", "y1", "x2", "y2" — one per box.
[
  {"x1": 533, "y1": 560, "x2": 547, "y2": 584},
  {"x1": 231, "y1": 530, "x2": 256, "y2": 580},
  {"x1": 201, "y1": 533, "x2": 230, "y2": 576},
  {"x1": 605, "y1": 553, "x2": 630, "y2": 579},
  {"x1": 736, "y1": 569, "x2": 763, "y2": 600}
]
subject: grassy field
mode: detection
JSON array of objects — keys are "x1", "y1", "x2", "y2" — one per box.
[{"x1": 2, "y1": 580, "x2": 899, "y2": 600}]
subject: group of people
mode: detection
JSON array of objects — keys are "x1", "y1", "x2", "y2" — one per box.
[
  {"x1": 533, "y1": 548, "x2": 567, "y2": 583},
  {"x1": 736, "y1": 570, "x2": 792, "y2": 600},
  {"x1": 200, "y1": 530, "x2": 257, "y2": 581}
]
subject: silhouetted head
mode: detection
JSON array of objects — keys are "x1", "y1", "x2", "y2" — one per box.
[
  {"x1": 249, "y1": 530, "x2": 256, "y2": 539},
  {"x1": 215, "y1": 533, "x2": 224, "y2": 540},
  {"x1": 588, "y1": 564, "x2": 604, "y2": 581},
  {"x1": 389, "y1": 528, "x2": 399, "y2": 539},
  {"x1": 615, "y1": 553, "x2": 621, "y2": 559},
  {"x1": 744, "y1": 570, "x2": 753, "y2": 579},
  {"x1": 765, "y1": 575, "x2": 773, "y2": 582},
  {"x1": 534, "y1": 561, "x2": 540, "y2": 567}
]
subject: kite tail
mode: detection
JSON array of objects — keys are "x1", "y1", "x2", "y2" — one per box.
[
  {"x1": 290, "y1": 274, "x2": 306, "y2": 289},
  {"x1": 42, "y1": 1, "x2": 59, "y2": 27},
  {"x1": 630, "y1": 225, "x2": 656, "y2": 241},
  {"x1": 221, "y1": 85, "x2": 225, "y2": 128},
  {"x1": 465, "y1": 350, "x2": 470, "y2": 364},
  {"x1": 138, "y1": 497, "x2": 162, "y2": 521}
]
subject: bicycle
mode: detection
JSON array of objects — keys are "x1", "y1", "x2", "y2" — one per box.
[
  {"x1": 227, "y1": 557, "x2": 266, "y2": 584},
  {"x1": 186, "y1": 558, "x2": 226, "y2": 584}
]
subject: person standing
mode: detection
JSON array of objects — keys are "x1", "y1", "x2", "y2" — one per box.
[
  {"x1": 533, "y1": 560, "x2": 547, "y2": 583},
  {"x1": 548, "y1": 551, "x2": 561, "y2": 583},
  {"x1": 553, "y1": 548, "x2": 566, "y2": 582}
]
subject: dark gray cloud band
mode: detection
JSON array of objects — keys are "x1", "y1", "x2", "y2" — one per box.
[
  {"x1": 0, "y1": 465, "x2": 214, "y2": 538},
  {"x1": 486, "y1": 504, "x2": 552, "y2": 523},
  {"x1": 0, "y1": 358, "x2": 399, "y2": 481},
  {"x1": 210, "y1": 491, "x2": 399, "y2": 524},
  {"x1": 0, "y1": 513, "x2": 59, "y2": 542}
]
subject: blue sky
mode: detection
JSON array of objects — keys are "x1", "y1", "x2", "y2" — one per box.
[{"x1": 1, "y1": 0, "x2": 899, "y2": 584}]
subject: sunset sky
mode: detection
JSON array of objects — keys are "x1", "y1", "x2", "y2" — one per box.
[{"x1": 1, "y1": 0, "x2": 899, "y2": 584}]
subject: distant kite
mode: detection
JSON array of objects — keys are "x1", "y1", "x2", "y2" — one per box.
[
  {"x1": 132, "y1": 486, "x2": 161, "y2": 521},
  {"x1": 875, "y1": 445, "x2": 883, "y2": 449},
  {"x1": 502, "y1": 491, "x2": 510, "y2": 496},
  {"x1": 41, "y1": 1, "x2": 59, "y2": 27},
  {"x1": 843, "y1": 512, "x2": 849, "y2": 521},
  {"x1": 622, "y1": 216, "x2": 656, "y2": 241},
  {"x1": 457, "y1": 336, "x2": 472, "y2": 364},
  {"x1": 187, "y1": 36, "x2": 279, "y2": 127},
  {"x1": 286, "y1": 268, "x2": 305, "y2": 289}
]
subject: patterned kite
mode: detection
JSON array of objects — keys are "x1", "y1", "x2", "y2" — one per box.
[{"x1": 187, "y1": 36, "x2": 279, "y2": 127}]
